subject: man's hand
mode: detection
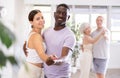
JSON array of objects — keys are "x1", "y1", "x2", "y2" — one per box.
[
  {"x1": 23, "y1": 41, "x2": 28, "y2": 56},
  {"x1": 54, "y1": 59, "x2": 63, "y2": 65},
  {"x1": 50, "y1": 55, "x2": 63, "y2": 65}
]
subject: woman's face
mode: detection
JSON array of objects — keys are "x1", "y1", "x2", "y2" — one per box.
[
  {"x1": 84, "y1": 26, "x2": 91, "y2": 35},
  {"x1": 31, "y1": 12, "x2": 45, "y2": 29}
]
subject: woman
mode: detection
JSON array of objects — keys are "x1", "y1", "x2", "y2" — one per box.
[
  {"x1": 18, "y1": 9, "x2": 55, "y2": 78},
  {"x1": 79, "y1": 23, "x2": 105, "y2": 78}
]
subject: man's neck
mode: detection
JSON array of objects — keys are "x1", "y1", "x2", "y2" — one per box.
[
  {"x1": 54, "y1": 25, "x2": 66, "y2": 31},
  {"x1": 97, "y1": 27, "x2": 103, "y2": 31}
]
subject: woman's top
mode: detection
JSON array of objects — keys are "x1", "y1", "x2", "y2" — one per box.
[
  {"x1": 26, "y1": 32, "x2": 46, "y2": 63},
  {"x1": 83, "y1": 44, "x2": 93, "y2": 53}
]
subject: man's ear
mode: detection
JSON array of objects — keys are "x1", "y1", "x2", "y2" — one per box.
[{"x1": 67, "y1": 15, "x2": 70, "y2": 20}]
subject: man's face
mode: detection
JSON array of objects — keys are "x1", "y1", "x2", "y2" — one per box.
[
  {"x1": 54, "y1": 6, "x2": 69, "y2": 26},
  {"x1": 96, "y1": 16, "x2": 104, "y2": 28}
]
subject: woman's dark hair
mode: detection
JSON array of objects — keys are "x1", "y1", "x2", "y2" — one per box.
[{"x1": 28, "y1": 9, "x2": 41, "y2": 21}]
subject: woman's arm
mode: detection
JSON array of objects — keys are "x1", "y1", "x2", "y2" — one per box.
[
  {"x1": 32, "y1": 34, "x2": 54, "y2": 65},
  {"x1": 85, "y1": 30, "x2": 105, "y2": 44}
]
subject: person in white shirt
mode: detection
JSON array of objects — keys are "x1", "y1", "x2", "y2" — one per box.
[
  {"x1": 18, "y1": 9, "x2": 55, "y2": 78},
  {"x1": 79, "y1": 23, "x2": 105, "y2": 78},
  {"x1": 91, "y1": 16, "x2": 110, "y2": 78}
]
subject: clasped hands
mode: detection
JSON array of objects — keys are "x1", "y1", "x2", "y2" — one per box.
[{"x1": 50, "y1": 55, "x2": 63, "y2": 65}]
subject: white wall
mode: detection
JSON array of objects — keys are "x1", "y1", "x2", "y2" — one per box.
[
  {"x1": 109, "y1": 43, "x2": 120, "y2": 68},
  {"x1": 24, "y1": 0, "x2": 120, "y2": 6}
]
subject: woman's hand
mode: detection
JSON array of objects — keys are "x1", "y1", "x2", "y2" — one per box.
[
  {"x1": 46, "y1": 54, "x2": 58, "y2": 66},
  {"x1": 50, "y1": 55, "x2": 58, "y2": 60}
]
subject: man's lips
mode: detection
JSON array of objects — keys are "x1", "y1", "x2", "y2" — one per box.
[{"x1": 58, "y1": 18, "x2": 63, "y2": 21}]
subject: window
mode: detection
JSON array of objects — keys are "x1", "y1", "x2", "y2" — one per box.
[
  {"x1": 111, "y1": 6, "x2": 120, "y2": 42},
  {"x1": 111, "y1": 13, "x2": 120, "y2": 42},
  {"x1": 74, "y1": 5, "x2": 90, "y2": 27},
  {"x1": 32, "y1": 5, "x2": 120, "y2": 43},
  {"x1": 91, "y1": 6, "x2": 107, "y2": 30},
  {"x1": 75, "y1": 14, "x2": 89, "y2": 26}
]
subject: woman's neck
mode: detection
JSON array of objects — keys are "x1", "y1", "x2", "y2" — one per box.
[
  {"x1": 84, "y1": 33, "x2": 91, "y2": 36},
  {"x1": 32, "y1": 27, "x2": 41, "y2": 34}
]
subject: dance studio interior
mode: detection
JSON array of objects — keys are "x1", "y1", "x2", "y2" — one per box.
[{"x1": 0, "y1": 0, "x2": 120, "y2": 78}]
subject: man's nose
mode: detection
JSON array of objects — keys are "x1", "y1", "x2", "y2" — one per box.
[{"x1": 59, "y1": 13, "x2": 63, "y2": 17}]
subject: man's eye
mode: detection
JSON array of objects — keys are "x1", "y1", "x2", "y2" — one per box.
[
  {"x1": 56, "y1": 12, "x2": 66, "y2": 16},
  {"x1": 56, "y1": 11, "x2": 60, "y2": 14},
  {"x1": 62, "y1": 13, "x2": 66, "y2": 16}
]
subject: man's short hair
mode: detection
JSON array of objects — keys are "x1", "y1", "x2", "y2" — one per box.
[{"x1": 57, "y1": 3, "x2": 70, "y2": 11}]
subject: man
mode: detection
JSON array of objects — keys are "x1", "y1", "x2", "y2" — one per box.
[
  {"x1": 91, "y1": 16, "x2": 110, "y2": 78},
  {"x1": 43, "y1": 3, "x2": 76, "y2": 78}
]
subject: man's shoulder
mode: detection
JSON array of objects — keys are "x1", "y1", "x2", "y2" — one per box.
[
  {"x1": 65, "y1": 27, "x2": 74, "y2": 33},
  {"x1": 91, "y1": 29, "x2": 97, "y2": 35},
  {"x1": 42, "y1": 27, "x2": 53, "y2": 37},
  {"x1": 91, "y1": 29, "x2": 100, "y2": 37},
  {"x1": 105, "y1": 28, "x2": 110, "y2": 32},
  {"x1": 65, "y1": 28, "x2": 75, "y2": 38},
  {"x1": 64, "y1": 27, "x2": 76, "y2": 40}
]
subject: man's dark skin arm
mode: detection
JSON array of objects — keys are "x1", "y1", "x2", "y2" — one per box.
[
  {"x1": 23, "y1": 41, "x2": 28, "y2": 56},
  {"x1": 61, "y1": 47, "x2": 69, "y2": 57},
  {"x1": 54, "y1": 47, "x2": 70, "y2": 65}
]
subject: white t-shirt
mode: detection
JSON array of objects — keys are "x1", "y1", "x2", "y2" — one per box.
[
  {"x1": 43, "y1": 27, "x2": 76, "y2": 78},
  {"x1": 91, "y1": 28, "x2": 110, "y2": 59}
]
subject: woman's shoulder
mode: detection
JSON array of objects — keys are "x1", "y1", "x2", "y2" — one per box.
[
  {"x1": 84, "y1": 35, "x2": 91, "y2": 39},
  {"x1": 83, "y1": 35, "x2": 92, "y2": 43},
  {"x1": 31, "y1": 32, "x2": 42, "y2": 40}
]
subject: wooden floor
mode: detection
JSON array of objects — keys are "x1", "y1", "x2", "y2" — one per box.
[{"x1": 71, "y1": 69, "x2": 120, "y2": 78}]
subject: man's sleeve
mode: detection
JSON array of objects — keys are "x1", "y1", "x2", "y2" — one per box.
[{"x1": 63, "y1": 35, "x2": 76, "y2": 51}]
